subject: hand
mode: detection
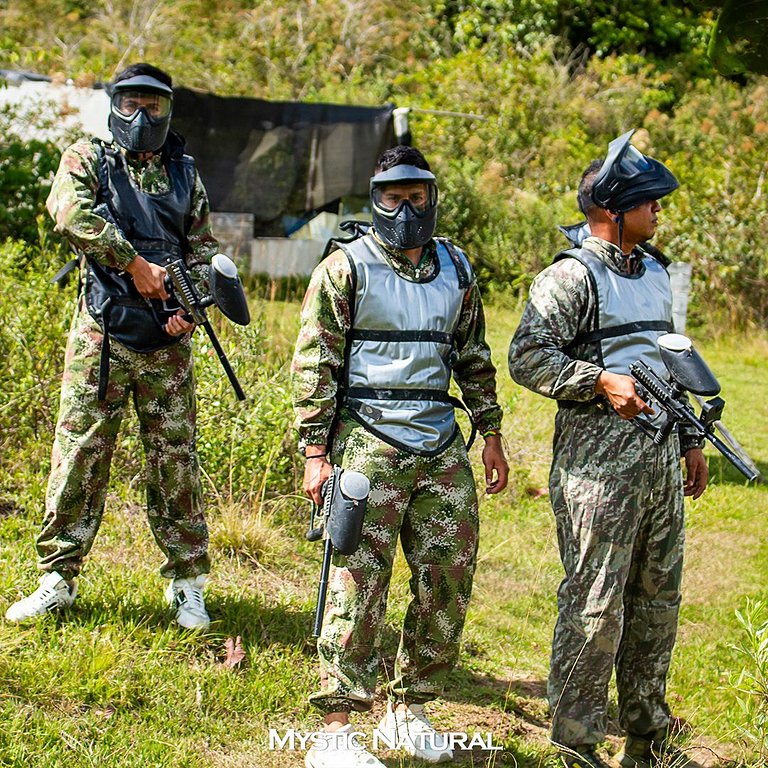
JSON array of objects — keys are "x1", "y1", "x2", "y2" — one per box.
[
  {"x1": 126, "y1": 255, "x2": 169, "y2": 300},
  {"x1": 482, "y1": 434, "x2": 509, "y2": 494},
  {"x1": 303, "y1": 447, "x2": 333, "y2": 506},
  {"x1": 595, "y1": 371, "x2": 654, "y2": 420},
  {"x1": 164, "y1": 309, "x2": 195, "y2": 337},
  {"x1": 683, "y1": 447, "x2": 708, "y2": 499}
]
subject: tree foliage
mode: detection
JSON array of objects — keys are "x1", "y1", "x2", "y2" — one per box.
[{"x1": 1, "y1": 0, "x2": 768, "y2": 326}]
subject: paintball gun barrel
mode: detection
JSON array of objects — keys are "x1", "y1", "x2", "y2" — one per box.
[
  {"x1": 630, "y1": 333, "x2": 758, "y2": 481},
  {"x1": 165, "y1": 254, "x2": 250, "y2": 401},
  {"x1": 306, "y1": 467, "x2": 370, "y2": 638}
]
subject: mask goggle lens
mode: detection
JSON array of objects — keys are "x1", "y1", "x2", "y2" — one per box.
[
  {"x1": 616, "y1": 145, "x2": 652, "y2": 177},
  {"x1": 372, "y1": 183, "x2": 437, "y2": 215},
  {"x1": 112, "y1": 90, "x2": 172, "y2": 120}
]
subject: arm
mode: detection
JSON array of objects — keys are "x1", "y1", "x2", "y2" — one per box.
[
  {"x1": 683, "y1": 447, "x2": 708, "y2": 499},
  {"x1": 452, "y1": 283, "x2": 508, "y2": 493},
  {"x1": 46, "y1": 139, "x2": 140, "y2": 272},
  {"x1": 185, "y1": 169, "x2": 220, "y2": 286},
  {"x1": 291, "y1": 251, "x2": 354, "y2": 502},
  {"x1": 508, "y1": 260, "x2": 606, "y2": 401}
]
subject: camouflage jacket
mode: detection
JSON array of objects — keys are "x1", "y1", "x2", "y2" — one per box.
[
  {"x1": 291, "y1": 232, "x2": 503, "y2": 449},
  {"x1": 46, "y1": 137, "x2": 218, "y2": 283},
  {"x1": 508, "y1": 235, "x2": 703, "y2": 452}
]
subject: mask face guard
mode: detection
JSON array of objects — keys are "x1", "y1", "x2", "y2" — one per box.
[
  {"x1": 108, "y1": 74, "x2": 174, "y2": 153},
  {"x1": 591, "y1": 129, "x2": 678, "y2": 214},
  {"x1": 369, "y1": 164, "x2": 439, "y2": 249}
]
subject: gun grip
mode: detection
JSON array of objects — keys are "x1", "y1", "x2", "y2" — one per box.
[{"x1": 306, "y1": 527, "x2": 323, "y2": 542}]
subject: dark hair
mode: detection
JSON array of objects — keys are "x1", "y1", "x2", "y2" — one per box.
[
  {"x1": 112, "y1": 63, "x2": 173, "y2": 89},
  {"x1": 375, "y1": 145, "x2": 430, "y2": 174},
  {"x1": 577, "y1": 158, "x2": 604, "y2": 215}
]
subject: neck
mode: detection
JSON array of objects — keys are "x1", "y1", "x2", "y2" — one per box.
[
  {"x1": 588, "y1": 222, "x2": 639, "y2": 255},
  {"x1": 403, "y1": 246, "x2": 423, "y2": 266}
]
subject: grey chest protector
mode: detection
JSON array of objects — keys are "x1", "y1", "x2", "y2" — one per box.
[
  {"x1": 555, "y1": 246, "x2": 674, "y2": 376},
  {"x1": 332, "y1": 232, "x2": 476, "y2": 455}
]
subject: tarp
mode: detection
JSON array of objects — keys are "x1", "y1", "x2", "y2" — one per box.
[
  {"x1": 171, "y1": 88, "x2": 396, "y2": 235},
  {"x1": 0, "y1": 71, "x2": 397, "y2": 237}
]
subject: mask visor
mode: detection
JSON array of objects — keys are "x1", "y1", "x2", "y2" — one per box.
[
  {"x1": 371, "y1": 182, "x2": 438, "y2": 216},
  {"x1": 111, "y1": 90, "x2": 172, "y2": 121}
]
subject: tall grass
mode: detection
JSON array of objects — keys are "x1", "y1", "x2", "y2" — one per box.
[{"x1": 1, "y1": 245, "x2": 767, "y2": 766}]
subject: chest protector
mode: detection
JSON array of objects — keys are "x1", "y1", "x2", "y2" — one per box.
[
  {"x1": 84, "y1": 140, "x2": 195, "y2": 354},
  {"x1": 556, "y1": 246, "x2": 673, "y2": 375},
  {"x1": 338, "y1": 235, "x2": 472, "y2": 456}
]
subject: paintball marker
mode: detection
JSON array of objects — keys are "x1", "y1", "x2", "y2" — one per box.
[
  {"x1": 165, "y1": 253, "x2": 250, "y2": 401},
  {"x1": 630, "y1": 333, "x2": 759, "y2": 481},
  {"x1": 306, "y1": 466, "x2": 370, "y2": 638}
]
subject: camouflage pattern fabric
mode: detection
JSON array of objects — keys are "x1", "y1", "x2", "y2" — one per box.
[
  {"x1": 32, "y1": 138, "x2": 217, "y2": 581},
  {"x1": 508, "y1": 236, "x2": 686, "y2": 747},
  {"x1": 547, "y1": 407, "x2": 683, "y2": 745},
  {"x1": 291, "y1": 231, "x2": 503, "y2": 450},
  {"x1": 309, "y1": 412, "x2": 479, "y2": 714},
  {"x1": 36, "y1": 301, "x2": 209, "y2": 580}
]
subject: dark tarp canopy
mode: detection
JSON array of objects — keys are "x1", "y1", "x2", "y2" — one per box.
[{"x1": 171, "y1": 88, "x2": 396, "y2": 236}]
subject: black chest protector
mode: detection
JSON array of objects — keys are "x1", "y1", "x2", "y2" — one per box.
[{"x1": 85, "y1": 138, "x2": 195, "y2": 354}]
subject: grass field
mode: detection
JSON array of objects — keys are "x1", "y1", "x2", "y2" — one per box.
[{"x1": 0, "y1": 296, "x2": 766, "y2": 768}]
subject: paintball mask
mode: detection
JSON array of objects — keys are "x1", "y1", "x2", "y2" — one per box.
[
  {"x1": 108, "y1": 74, "x2": 173, "y2": 153},
  {"x1": 591, "y1": 130, "x2": 679, "y2": 213},
  {"x1": 370, "y1": 164, "x2": 438, "y2": 250}
]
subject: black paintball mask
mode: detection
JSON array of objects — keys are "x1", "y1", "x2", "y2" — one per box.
[
  {"x1": 370, "y1": 165, "x2": 438, "y2": 250},
  {"x1": 108, "y1": 74, "x2": 173, "y2": 153},
  {"x1": 591, "y1": 129, "x2": 679, "y2": 250}
]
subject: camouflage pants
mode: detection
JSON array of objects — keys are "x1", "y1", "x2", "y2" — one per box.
[
  {"x1": 36, "y1": 301, "x2": 209, "y2": 580},
  {"x1": 309, "y1": 416, "x2": 479, "y2": 714},
  {"x1": 547, "y1": 406, "x2": 684, "y2": 747}
]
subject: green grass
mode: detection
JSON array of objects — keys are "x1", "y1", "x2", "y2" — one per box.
[{"x1": 1, "y1": 297, "x2": 767, "y2": 767}]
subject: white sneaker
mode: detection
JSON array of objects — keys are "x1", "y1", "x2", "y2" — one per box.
[
  {"x1": 305, "y1": 724, "x2": 385, "y2": 768},
  {"x1": 5, "y1": 571, "x2": 77, "y2": 623},
  {"x1": 165, "y1": 574, "x2": 210, "y2": 630},
  {"x1": 376, "y1": 702, "x2": 454, "y2": 763}
]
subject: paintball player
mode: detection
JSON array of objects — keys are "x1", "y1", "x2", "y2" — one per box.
[
  {"x1": 508, "y1": 131, "x2": 708, "y2": 768},
  {"x1": 5, "y1": 63, "x2": 215, "y2": 630},
  {"x1": 292, "y1": 145, "x2": 509, "y2": 767}
]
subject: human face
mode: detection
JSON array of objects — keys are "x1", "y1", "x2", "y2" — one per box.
[
  {"x1": 374, "y1": 182, "x2": 430, "y2": 213},
  {"x1": 622, "y1": 199, "x2": 662, "y2": 242},
  {"x1": 112, "y1": 90, "x2": 172, "y2": 120}
]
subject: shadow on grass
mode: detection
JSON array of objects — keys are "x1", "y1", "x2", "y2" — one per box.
[
  {"x1": 705, "y1": 454, "x2": 765, "y2": 486},
  {"x1": 61, "y1": 590, "x2": 316, "y2": 653}
]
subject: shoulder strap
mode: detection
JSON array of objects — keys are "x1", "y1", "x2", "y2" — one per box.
[
  {"x1": 435, "y1": 237, "x2": 472, "y2": 289},
  {"x1": 321, "y1": 220, "x2": 371, "y2": 261}
]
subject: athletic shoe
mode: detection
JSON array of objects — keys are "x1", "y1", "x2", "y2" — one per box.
[
  {"x1": 165, "y1": 574, "x2": 210, "y2": 630},
  {"x1": 5, "y1": 571, "x2": 77, "y2": 623},
  {"x1": 376, "y1": 701, "x2": 454, "y2": 763},
  {"x1": 305, "y1": 724, "x2": 385, "y2": 768}
]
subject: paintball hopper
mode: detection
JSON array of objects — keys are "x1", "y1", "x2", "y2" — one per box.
[
  {"x1": 657, "y1": 334, "x2": 720, "y2": 396},
  {"x1": 307, "y1": 467, "x2": 370, "y2": 637},
  {"x1": 209, "y1": 254, "x2": 250, "y2": 326},
  {"x1": 629, "y1": 334, "x2": 758, "y2": 481},
  {"x1": 324, "y1": 469, "x2": 369, "y2": 555},
  {"x1": 307, "y1": 468, "x2": 369, "y2": 555}
]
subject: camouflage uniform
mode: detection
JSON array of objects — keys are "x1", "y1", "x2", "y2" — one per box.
[
  {"x1": 292, "y1": 234, "x2": 502, "y2": 713},
  {"x1": 37, "y1": 137, "x2": 217, "y2": 579},
  {"x1": 508, "y1": 237, "x2": 701, "y2": 747}
]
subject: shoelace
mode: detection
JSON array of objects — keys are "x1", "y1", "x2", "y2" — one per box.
[
  {"x1": 179, "y1": 585, "x2": 205, "y2": 613},
  {"x1": 31, "y1": 583, "x2": 66, "y2": 606}
]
